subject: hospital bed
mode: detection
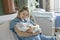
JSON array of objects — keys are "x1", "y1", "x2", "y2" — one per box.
[
  {"x1": 0, "y1": 13, "x2": 18, "y2": 40},
  {"x1": 31, "y1": 11, "x2": 56, "y2": 36}
]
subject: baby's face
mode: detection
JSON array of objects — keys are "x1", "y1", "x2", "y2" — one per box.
[{"x1": 19, "y1": 10, "x2": 29, "y2": 20}]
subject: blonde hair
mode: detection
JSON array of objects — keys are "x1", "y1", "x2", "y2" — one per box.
[{"x1": 17, "y1": 6, "x2": 29, "y2": 19}]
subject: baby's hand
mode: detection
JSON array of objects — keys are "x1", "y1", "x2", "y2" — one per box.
[
  {"x1": 26, "y1": 27, "x2": 34, "y2": 33},
  {"x1": 26, "y1": 27, "x2": 36, "y2": 34}
]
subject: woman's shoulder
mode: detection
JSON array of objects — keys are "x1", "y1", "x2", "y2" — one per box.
[{"x1": 10, "y1": 18, "x2": 20, "y2": 23}]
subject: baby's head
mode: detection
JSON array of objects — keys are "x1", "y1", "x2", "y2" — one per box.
[{"x1": 17, "y1": 6, "x2": 29, "y2": 20}]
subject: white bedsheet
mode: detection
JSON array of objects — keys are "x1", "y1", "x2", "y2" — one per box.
[{"x1": 0, "y1": 13, "x2": 17, "y2": 23}]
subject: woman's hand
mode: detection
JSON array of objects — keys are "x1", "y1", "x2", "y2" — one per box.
[{"x1": 26, "y1": 27, "x2": 34, "y2": 33}]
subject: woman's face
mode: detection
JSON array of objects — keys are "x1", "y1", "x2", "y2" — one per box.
[{"x1": 19, "y1": 10, "x2": 29, "y2": 20}]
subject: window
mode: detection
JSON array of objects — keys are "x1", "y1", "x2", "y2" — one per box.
[{"x1": 54, "y1": 0, "x2": 60, "y2": 12}]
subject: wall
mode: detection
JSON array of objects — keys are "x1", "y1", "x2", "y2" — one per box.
[
  {"x1": 18, "y1": 0, "x2": 28, "y2": 9},
  {"x1": 28, "y1": 0, "x2": 36, "y2": 13},
  {"x1": 0, "y1": 0, "x2": 4, "y2": 15},
  {"x1": 54, "y1": 0, "x2": 60, "y2": 12},
  {"x1": 50, "y1": 0, "x2": 54, "y2": 11}
]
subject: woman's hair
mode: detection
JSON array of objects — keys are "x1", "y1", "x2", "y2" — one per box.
[{"x1": 17, "y1": 6, "x2": 29, "y2": 18}]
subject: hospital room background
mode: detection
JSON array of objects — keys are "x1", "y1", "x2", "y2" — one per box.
[{"x1": 0, "y1": 0, "x2": 60, "y2": 40}]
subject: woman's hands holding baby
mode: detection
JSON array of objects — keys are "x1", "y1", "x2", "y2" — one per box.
[
  {"x1": 26, "y1": 24, "x2": 42, "y2": 34},
  {"x1": 26, "y1": 27, "x2": 35, "y2": 33}
]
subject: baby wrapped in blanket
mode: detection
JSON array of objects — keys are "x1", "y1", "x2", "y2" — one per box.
[{"x1": 16, "y1": 22, "x2": 41, "y2": 33}]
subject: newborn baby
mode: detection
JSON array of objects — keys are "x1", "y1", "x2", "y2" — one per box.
[
  {"x1": 27, "y1": 23, "x2": 41, "y2": 33},
  {"x1": 16, "y1": 22, "x2": 41, "y2": 33}
]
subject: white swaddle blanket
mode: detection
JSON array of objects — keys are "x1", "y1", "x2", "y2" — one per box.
[{"x1": 16, "y1": 22, "x2": 41, "y2": 33}]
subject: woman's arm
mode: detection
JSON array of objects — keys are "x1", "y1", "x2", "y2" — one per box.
[
  {"x1": 14, "y1": 26, "x2": 42, "y2": 37},
  {"x1": 14, "y1": 26, "x2": 33, "y2": 37}
]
